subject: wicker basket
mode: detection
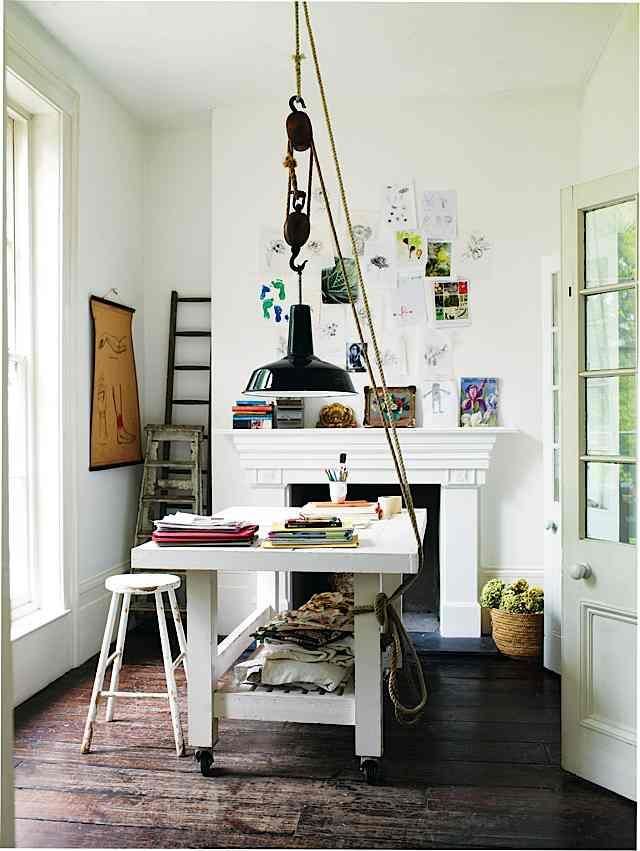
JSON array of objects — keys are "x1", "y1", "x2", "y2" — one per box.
[{"x1": 490, "y1": 609, "x2": 543, "y2": 660}]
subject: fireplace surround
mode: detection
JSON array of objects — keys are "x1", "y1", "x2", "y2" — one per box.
[{"x1": 224, "y1": 427, "x2": 516, "y2": 637}]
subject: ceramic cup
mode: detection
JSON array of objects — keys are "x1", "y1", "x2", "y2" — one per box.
[
  {"x1": 378, "y1": 495, "x2": 402, "y2": 518},
  {"x1": 329, "y1": 482, "x2": 348, "y2": 503}
]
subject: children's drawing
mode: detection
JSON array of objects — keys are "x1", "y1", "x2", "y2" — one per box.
[
  {"x1": 321, "y1": 257, "x2": 359, "y2": 304},
  {"x1": 422, "y1": 329, "x2": 453, "y2": 378},
  {"x1": 425, "y1": 241, "x2": 452, "y2": 277},
  {"x1": 420, "y1": 191, "x2": 457, "y2": 240},
  {"x1": 259, "y1": 278, "x2": 290, "y2": 324},
  {"x1": 347, "y1": 210, "x2": 377, "y2": 256},
  {"x1": 460, "y1": 377, "x2": 499, "y2": 427},
  {"x1": 364, "y1": 240, "x2": 397, "y2": 289},
  {"x1": 346, "y1": 341, "x2": 367, "y2": 373},
  {"x1": 395, "y1": 230, "x2": 424, "y2": 266},
  {"x1": 422, "y1": 380, "x2": 457, "y2": 426},
  {"x1": 276, "y1": 334, "x2": 288, "y2": 358},
  {"x1": 463, "y1": 231, "x2": 491, "y2": 262},
  {"x1": 388, "y1": 272, "x2": 426, "y2": 327},
  {"x1": 432, "y1": 280, "x2": 470, "y2": 325},
  {"x1": 258, "y1": 227, "x2": 289, "y2": 277},
  {"x1": 381, "y1": 181, "x2": 417, "y2": 230}
]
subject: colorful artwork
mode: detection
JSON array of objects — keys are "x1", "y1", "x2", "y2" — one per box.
[
  {"x1": 460, "y1": 377, "x2": 499, "y2": 427},
  {"x1": 346, "y1": 341, "x2": 367, "y2": 373},
  {"x1": 364, "y1": 385, "x2": 416, "y2": 428},
  {"x1": 422, "y1": 380, "x2": 457, "y2": 426},
  {"x1": 425, "y1": 241, "x2": 452, "y2": 277},
  {"x1": 321, "y1": 257, "x2": 359, "y2": 304},
  {"x1": 259, "y1": 278, "x2": 289, "y2": 323},
  {"x1": 89, "y1": 296, "x2": 143, "y2": 470},
  {"x1": 381, "y1": 181, "x2": 417, "y2": 230},
  {"x1": 420, "y1": 190, "x2": 457, "y2": 240},
  {"x1": 396, "y1": 230, "x2": 424, "y2": 266},
  {"x1": 432, "y1": 280, "x2": 470, "y2": 325}
]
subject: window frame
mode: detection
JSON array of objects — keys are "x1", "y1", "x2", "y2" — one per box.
[{"x1": 5, "y1": 102, "x2": 39, "y2": 622}]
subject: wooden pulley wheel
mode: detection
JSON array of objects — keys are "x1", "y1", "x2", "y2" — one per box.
[
  {"x1": 284, "y1": 209, "x2": 311, "y2": 250},
  {"x1": 286, "y1": 95, "x2": 313, "y2": 151}
]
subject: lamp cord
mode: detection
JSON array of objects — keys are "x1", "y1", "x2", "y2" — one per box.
[{"x1": 293, "y1": 1, "x2": 428, "y2": 725}]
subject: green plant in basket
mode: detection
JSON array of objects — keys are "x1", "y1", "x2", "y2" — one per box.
[
  {"x1": 479, "y1": 577, "x2": 544, "y2": 613},
  {"x1": 480, "y1": 577, "x2": 544, "y2": 659},
  {"x1": 479, "y1": 578, "x2": 504, "y2": 609}
]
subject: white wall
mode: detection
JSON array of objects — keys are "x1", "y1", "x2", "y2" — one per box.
[
  {"x1": 6, "y1": 2, "x2": 145, "y2": 686},
  {"x1": 142, "y1": 123, "x2": 212, "y2": 425},
  {"x1": 211, "y1": 88, "x2": 581, "y2": 620},
  {"x1": 579, "y1": 5, "x2": 639, "y2": 182}
]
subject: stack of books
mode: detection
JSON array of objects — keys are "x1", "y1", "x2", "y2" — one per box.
[
  {"x1": 274, "y1": 398, "x2": 304, "y2": 429},
  {"x1": 301, "y1": 500, "x2": 380, "y2": 527},
  {"x1": 232, "y1": 399, "x2": 273, "y2": 429},
  {"x1": 152, "y1": 512, "x2": 259, "y2": 546},
  {"x1": 262, "y1": 517, "x2": 359, "y2": 549}
]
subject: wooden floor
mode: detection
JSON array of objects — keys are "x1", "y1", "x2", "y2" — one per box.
[{"x1": 14, "y1": 628, "x2": 636, "y2": 849}]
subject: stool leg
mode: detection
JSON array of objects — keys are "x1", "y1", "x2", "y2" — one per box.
[
  {"x1": 168, "y1": 588, "x2": 188, "y2": 682},
  {"x1": 105, "y1": 591, "x2": 131, "y2": 722},
  {"x1": 155, "y1": 590, "x2": 185, "y2": 756},
  {"x1": 81, "y1": 592, "x2": 120, "y2": 754}
]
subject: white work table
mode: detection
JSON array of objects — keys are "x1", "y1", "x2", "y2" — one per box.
[{"x1": 131, "y1": 506, "x2": 427, "y2": 779}]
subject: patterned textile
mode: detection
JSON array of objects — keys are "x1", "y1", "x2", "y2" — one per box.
[{"x1": 252, "y1": 590, "x2": 354, "y2": 650}]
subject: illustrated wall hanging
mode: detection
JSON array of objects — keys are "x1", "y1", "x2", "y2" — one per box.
[{"x1": 89, "y1": 296, "x2": 143, "y2": 470}]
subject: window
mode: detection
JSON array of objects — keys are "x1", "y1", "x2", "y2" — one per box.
[
  {"x1": 5, "y1": 106, "x2": 36, "y2": 618},
  {"x1": 582, "y1": 199, "x2": 637, "y2": 544}
]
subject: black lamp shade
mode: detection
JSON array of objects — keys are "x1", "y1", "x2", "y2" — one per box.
[{"x1": 244, "y1": 304, "x2": 357, "y2": 398}]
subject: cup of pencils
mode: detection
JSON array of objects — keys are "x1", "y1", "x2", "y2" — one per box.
[{"x1": 326, "y1": 456, "x2": 348, "y2": 503}]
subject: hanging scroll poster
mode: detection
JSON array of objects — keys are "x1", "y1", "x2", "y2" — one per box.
[{"x1": 89, "y1": 296, "x2": 143, "y2": 470}]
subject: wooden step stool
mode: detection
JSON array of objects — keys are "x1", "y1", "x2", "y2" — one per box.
[{"x1": 80, "y1": 573, "x2": 188, "y2": 757}]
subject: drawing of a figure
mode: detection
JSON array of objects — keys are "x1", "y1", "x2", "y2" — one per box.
[
  {"x1": 112, "y1": 385, "x2": 136, "y2": 444},
  {"x1": 423, "y1": 381, "x2": 451, "y2": 415},
  {"x1": 96, "y1": 374, "x2": 108, "y2": 444}
]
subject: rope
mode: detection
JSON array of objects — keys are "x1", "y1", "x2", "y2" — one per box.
[
  {"x1": 292, "y1": 1, "x2": 303, "y2": 99},
  {"x1": 299, "y1": 1, "x2": 428, "y2": 724}
]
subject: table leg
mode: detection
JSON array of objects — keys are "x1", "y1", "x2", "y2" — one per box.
[
  {"x1": 186, "y1": 571, "x2": 219, "y2": 750},
  {"x1": 354, "y1": 572, "x2": 383, "y2": 759}
]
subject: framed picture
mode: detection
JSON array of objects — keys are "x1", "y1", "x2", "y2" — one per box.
[
  {"x1": 364, "y1": 385, "x2": 416, "y2": 428},
  {"x1": 89, "y1": 296, "x2": 143, "y2": 470},
  {"x1": 459, "y1": 377, "x2": 499, "y2": 427}
]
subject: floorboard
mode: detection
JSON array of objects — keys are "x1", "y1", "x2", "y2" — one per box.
[{"x1": 14, "y1": 628, "x2": 636, "y2": 849}]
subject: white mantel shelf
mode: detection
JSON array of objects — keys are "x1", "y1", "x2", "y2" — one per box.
[
  {"x1": 217, "y1": 427, "x2": 518, "y2": 488},
  {"x1": 217, "y1": 426, "x2": 518, "y2": 638}
]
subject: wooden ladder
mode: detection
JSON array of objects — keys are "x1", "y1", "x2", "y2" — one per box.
[{"x1": 164, "y1": 290, "x2": 212, "y2": 513}]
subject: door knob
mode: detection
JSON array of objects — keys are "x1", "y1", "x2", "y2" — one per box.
[
  {"x1": 569, "y1": 562, "x2": 592, "y2": 580},
  {"x1": 545, "y1": 521, "x2": 558, "y2": 533}
]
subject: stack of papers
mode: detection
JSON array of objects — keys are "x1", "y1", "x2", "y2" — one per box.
[
  {"x1": 152, "y1": 513, "x2": 259, "y2": 547},
  {"x1": 262, "y1": 521, "x2": 359, "y2": 550},
  {"x1": 301, "y1": 501, "x2": 380, "y2": 527}
]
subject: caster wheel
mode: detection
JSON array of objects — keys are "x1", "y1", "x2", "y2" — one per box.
[
  {"x1": 361, "y1": 759, "x2": 379, "y2": 785},
  {"x1": 195, "y1": 749, "x2": 214, "y2": 777}
]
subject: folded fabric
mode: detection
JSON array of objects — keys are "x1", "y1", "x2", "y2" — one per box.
[
  {"x1": 234, "y1": 638, "x2": 354, "y2": 692},
  {"x1": 252, "y1": 590, "x2": 354, "y2": 649}
]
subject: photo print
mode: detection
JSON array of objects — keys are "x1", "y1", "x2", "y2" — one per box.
[
  {"x1": 420, "y1": 190, "x2": 457, "y2": 241},
  {"x1": 432, "y1": 279, "x2": 470, "y2": 325},
  {"x1": 321, "y1": 257, "x2": 359, "y2": 304},
  {"x1": 395, "y1": 230, "x2": 424, "y2": 267},
  {"x1": 346, "y1": 340, "x2": 367, "y2": 373},
  {"x1": 460, "y1": 377, "x2": 499, "y2": 427},
  {"x1": 381, "y1": 181, "x2": 417, "y2": 230},
  {"x1": 425, "y1": 241, "x2": 453, "y2": 277}
]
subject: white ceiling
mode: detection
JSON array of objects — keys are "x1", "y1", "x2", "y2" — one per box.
[{"x1": 16, "y1": 1, "x2": 622, "y2": 128}]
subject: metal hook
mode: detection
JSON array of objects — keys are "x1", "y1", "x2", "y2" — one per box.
[{"x1": 289, "y1": 95, "x2": 306, "y2": 112}]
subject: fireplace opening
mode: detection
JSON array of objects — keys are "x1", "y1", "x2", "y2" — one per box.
[{"x1": 288, "y1": 483, "x2": 440, "y2": 632}]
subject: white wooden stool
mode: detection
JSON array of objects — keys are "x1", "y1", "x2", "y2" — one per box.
[{"x1": 80, "y1": 573, "x2": 188, "y2": 757}]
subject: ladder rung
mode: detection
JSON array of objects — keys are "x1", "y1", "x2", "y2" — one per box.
[
  {"x1": 177, "y1": 297, "x2": 211, "y2": 303},
  {"x1": 172, "y1": 651, "x2": 186, "y2": 669},
  {"x1": 175, "y1": 331, "x2": 211, "y2": 337},
  {"x1": 144, "y1": 461, "x2": 196, "y2": 469},
  {"x1": 174, "y1": 364, "x2": 210, "y2": 371},
  {"x1": 142, "y1": 497, "x2": 196, "y2": 504},
  {"x1": 172, "y1": 399, "x2": 208, "y2": 405}
]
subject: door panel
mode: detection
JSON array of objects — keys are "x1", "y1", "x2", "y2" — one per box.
[{"x1": 561, "y1": 168, "x2": 637, "y2": 800}]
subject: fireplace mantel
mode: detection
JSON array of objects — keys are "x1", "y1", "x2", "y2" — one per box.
[
  {"x1": 220, "y1": 427, "x2": 516, "y2": 489},
  {"x1": 218, "y1": 426, "x2": 517, "y2": 637}
]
